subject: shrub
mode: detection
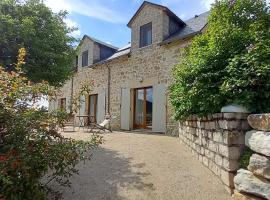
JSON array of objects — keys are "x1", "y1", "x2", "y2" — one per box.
[
  {"x1": 170, "y1": 0, "x2": 270, "y2": 120},
  {"x1": 0, "y1": 49, "x2": 102, "y2": 199},
  {"x1": 240, "y1": 147, "x2": 254, "y2": 169}
]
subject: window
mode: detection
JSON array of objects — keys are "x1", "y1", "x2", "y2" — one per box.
[
  {"x1": 82, "y1": 50, "x2": 88, "y2": 67},
  {"x1": 59, "y1": 98, "x2": 66, "y2": 111},
  {"x1": 140, "y1": 22, "x2": 152, "y2": 48}
]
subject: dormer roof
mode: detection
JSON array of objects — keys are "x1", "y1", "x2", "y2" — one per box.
[
  {"x1": 127, "y1": 1, "x2": 186, "y2": 28},
  {"x1": 79, "y1": 35, "x2": 119, "y2": 50}
]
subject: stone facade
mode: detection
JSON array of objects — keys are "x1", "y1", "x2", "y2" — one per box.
[
  {"x1": 55, "y1": 38, "x2": 189, "y2": 134},
  {"x1": 179, "y1": 113, "x2": 251, "y2": 193}
]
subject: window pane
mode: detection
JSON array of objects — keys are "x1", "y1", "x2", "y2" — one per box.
[
  {"x1": 140, "y1": 22, "x2": 152, "y2": 47},
  {"x1": 82, "y1": 50, "x2": 88, "y2": 67},
  {"x1": 135, "y1": 89, "x2": 144, "y2": 126},
  {"x1": 146, "y1": 88, "x2": 153, "y2": 127}
]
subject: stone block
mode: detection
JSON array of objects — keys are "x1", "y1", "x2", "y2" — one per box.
[
  {"x1": 208, "y1": 141, "x2": 218, "y2": 152},
  {"x1": 203, "y1": 156, "x2": 209, "y2": 167},
  {"x1": 218, "y1": 144, "x2": 241, "y2": 160},
  {"x1": 213, "y1": 131, "x2": 223, "y2": 143},
  {"x1": 222, "y1": 157, "x2": 240, "y2": 172},
  {"x1": 234, "y1": 169, "x2": 270, "y2": 200},
  {"x1": 233, "y1": 191, "x2": 265, "y2": 200},
  {"x1": 224, "y1": 113, "x2": 238, "y2": 120},
  {"x1": 215, "y1": 154, "x2": 223, "y2": 166},
  {"x1": 207, "y1": 131, "x2": 213, "y2": 140},
  {"x1": 248, "y1": 154, "x2": 270, "y2": 180},
  {"x1": 220, "y1": 169, "x2": 235, "y2": 187},
  {"x1": 209, "y1": 160, "x2": 221, "y2": 176},
  {"x1": 248, "y1": 114, "x2": 270, "y2": 132},
  {"x1": 200, "y1": 147, "x2": 205, "y2": 155},
  {"x1": 218, "y1": 120, "x2": 242, "y2": 130},
  {"x1": 223, "y1": 131, "x2": 245, "y2": 146},
  {"x1": 212, "y1": 113, "x2": 223, "y2": 119},
  {"x1": 201, "y1": 137, "x2": 207, "y2": 146},
  {"x1": 205, "y1": 122, "x2": 210, "y2": 130},
  {"x1": 209, "y1": 121, "x2": 216, "y2": 130},
  {"x1": 245, "y1": 130, "x2": 270, "y2": 156}
]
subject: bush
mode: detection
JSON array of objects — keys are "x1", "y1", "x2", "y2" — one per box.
[
  {"x1": 240, "y1": 147, "x2": 254, "y2": 169},
  {"x1": 170, "y1": 0, "x2": 270, "y2": 120},
  {"x1": 0, "y1": 49, "x2": 102, "y2": 199}
]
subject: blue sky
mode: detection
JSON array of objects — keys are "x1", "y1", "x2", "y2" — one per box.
[{"x1": 44, "y1": 0, "x2": 216, "y2": 48}]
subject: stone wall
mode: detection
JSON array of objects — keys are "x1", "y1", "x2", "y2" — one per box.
[
  {"x1": 179, "y1": 113, "x2": 251, "y2": 193},
  {"x1": 233, "y1": 114, "x2": 270, "y2": 200}
]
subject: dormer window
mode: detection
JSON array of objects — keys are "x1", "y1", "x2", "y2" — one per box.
[
  {"x1": 82, "y1": 50, "x2": 88, "y2": 67},
  {"x1": 140, "y1": 22, "x2": 152, "y2": 48}
]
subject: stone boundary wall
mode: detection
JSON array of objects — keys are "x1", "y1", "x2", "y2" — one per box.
[
  {"x1": 233, "y1": 114, "x2": 270, "y2": 200},
  {"x1": 179, "y1": 113, "x2": 251, "y2": 193}
]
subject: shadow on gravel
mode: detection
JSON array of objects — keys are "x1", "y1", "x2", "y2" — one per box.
[{"x1": 49, "y1": 147, "x2": 153, "y2": 200}]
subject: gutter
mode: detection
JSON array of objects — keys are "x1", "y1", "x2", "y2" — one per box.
[
  {"x1": 159, "y1": 31, "x2": 201, "y2": 46},
  {"x1": 106, "y1": 63, "x2": 111, "y2": 115}
]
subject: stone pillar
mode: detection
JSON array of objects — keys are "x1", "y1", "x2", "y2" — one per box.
[{"x1": 234, "y1": 114, "x2": 270, "y2": 200}]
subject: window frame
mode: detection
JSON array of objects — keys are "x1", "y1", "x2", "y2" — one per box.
[
  {"x1": 82, "y1": 50, "x2": 88, "y2": 67},
  {"x1": 139, "y1": 22, "x2": 152, "y2": 48}
]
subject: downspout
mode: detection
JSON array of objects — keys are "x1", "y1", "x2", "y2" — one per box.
[
  {"x1": 106, "y1": 63, "x2": 111, "y2": 116},
  {"x1": 70, "y1": 76, "x2": 74, "y2": 114}
]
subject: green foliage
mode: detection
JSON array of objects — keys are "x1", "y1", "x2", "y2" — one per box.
[
  {"x1": 240, "y1": 147, "x2": 254, "y2": 169},
  {"x1": 170, "y1": 0, "x2": 270, "y2": 120},
  {"x1": 0, "y1": 49, "x2": 102, "y2": 199},
  {"x1": 0, "y1": 0, "x2": 77, "y2": 86}
]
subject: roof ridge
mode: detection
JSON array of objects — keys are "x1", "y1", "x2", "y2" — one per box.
[{"x1": 84, "y1": 35, "x2": 119, "y2": 50}]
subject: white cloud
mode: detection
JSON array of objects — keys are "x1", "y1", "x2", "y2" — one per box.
[
  {"x1": 44, "y1": 0, "x2": 126, "y2": 23},
  {"x1": 200, "y1": 0, "x2": 215, "y2": 10},
  {"x1": 64, "y1": 18, "x2": 81, "y2": 37}
]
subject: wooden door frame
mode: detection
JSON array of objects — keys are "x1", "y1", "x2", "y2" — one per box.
[
  {"x1": 88, "y1": 94, "x2": 98, "y2": 123},
  {"x1": 133, "y1": 86, "x2": 152, "y2": 129}
]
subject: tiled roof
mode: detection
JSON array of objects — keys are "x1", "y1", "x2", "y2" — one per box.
[
  {"x1": 160, "y1": 11, "x2": 210, "y2": 45},
  {"x1": 80, "y1": 35, "x2": 119, "y2": 50},
  {"x1": 92, "y1": 43, "x2": 131, "y2": 66}
]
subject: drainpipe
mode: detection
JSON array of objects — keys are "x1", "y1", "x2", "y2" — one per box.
[
  {"x1": 70, "y1": 76, "x2": 74, "y2": 114},
  {"x1": 106, "y1": 64, "x2": 111, "y2": 115}
]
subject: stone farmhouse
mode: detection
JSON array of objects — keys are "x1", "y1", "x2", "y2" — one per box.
[{"x1": 49, "y1": 1, "x2": 209, "y2": 135}]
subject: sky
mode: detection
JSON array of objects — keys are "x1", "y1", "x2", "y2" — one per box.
[{"x1": 44, "y1": 0, "x2": 218, "y2": 48}]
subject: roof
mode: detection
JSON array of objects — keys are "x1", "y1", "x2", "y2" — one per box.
[
  {"x1": 160, "y1": 11, "x2": 210, "y2": 45},
  {"x1": 127, "y1": 1, "x2": 186, "y2": 28},
  {"x1": 92, "y1": 43, "x2": 131, "y2": 66},
  {"x1": 80, "y1": 35, "x2": 119, "y2": 50}
]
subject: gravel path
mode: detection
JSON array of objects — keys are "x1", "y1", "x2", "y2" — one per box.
[{"x1": 57, "y1": 131, "x2": 231, "y2": 200}]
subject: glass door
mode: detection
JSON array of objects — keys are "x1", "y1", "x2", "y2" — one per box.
[
  {"x1": 134, "y1": 87, "x2": 153, "y2": 129},
  {"x1": 88, "y1": 94, "x2": 98, "y2": 123}
]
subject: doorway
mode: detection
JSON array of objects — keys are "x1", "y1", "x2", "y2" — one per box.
[
  {"x1": 133, "y1": 87, "x2": 153, "y2": 129},
  {"x1": 88, "y1": 94, "x2": 98, "y2": 123}
]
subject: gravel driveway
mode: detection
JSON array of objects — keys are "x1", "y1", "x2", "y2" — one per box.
[{"x1": 57, "y1": 131, "x2": 231, "y2": 200}]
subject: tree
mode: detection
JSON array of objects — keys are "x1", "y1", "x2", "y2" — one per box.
[
  {"x1": 0, "y1": 0, "x2": 76, "y2": 86},
  {"x1": 170, "y1": 0, "x2": 270, "y2": 120},
  {"x1": 0, "y1": 48, "x2": 102, "y2": 199}
]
